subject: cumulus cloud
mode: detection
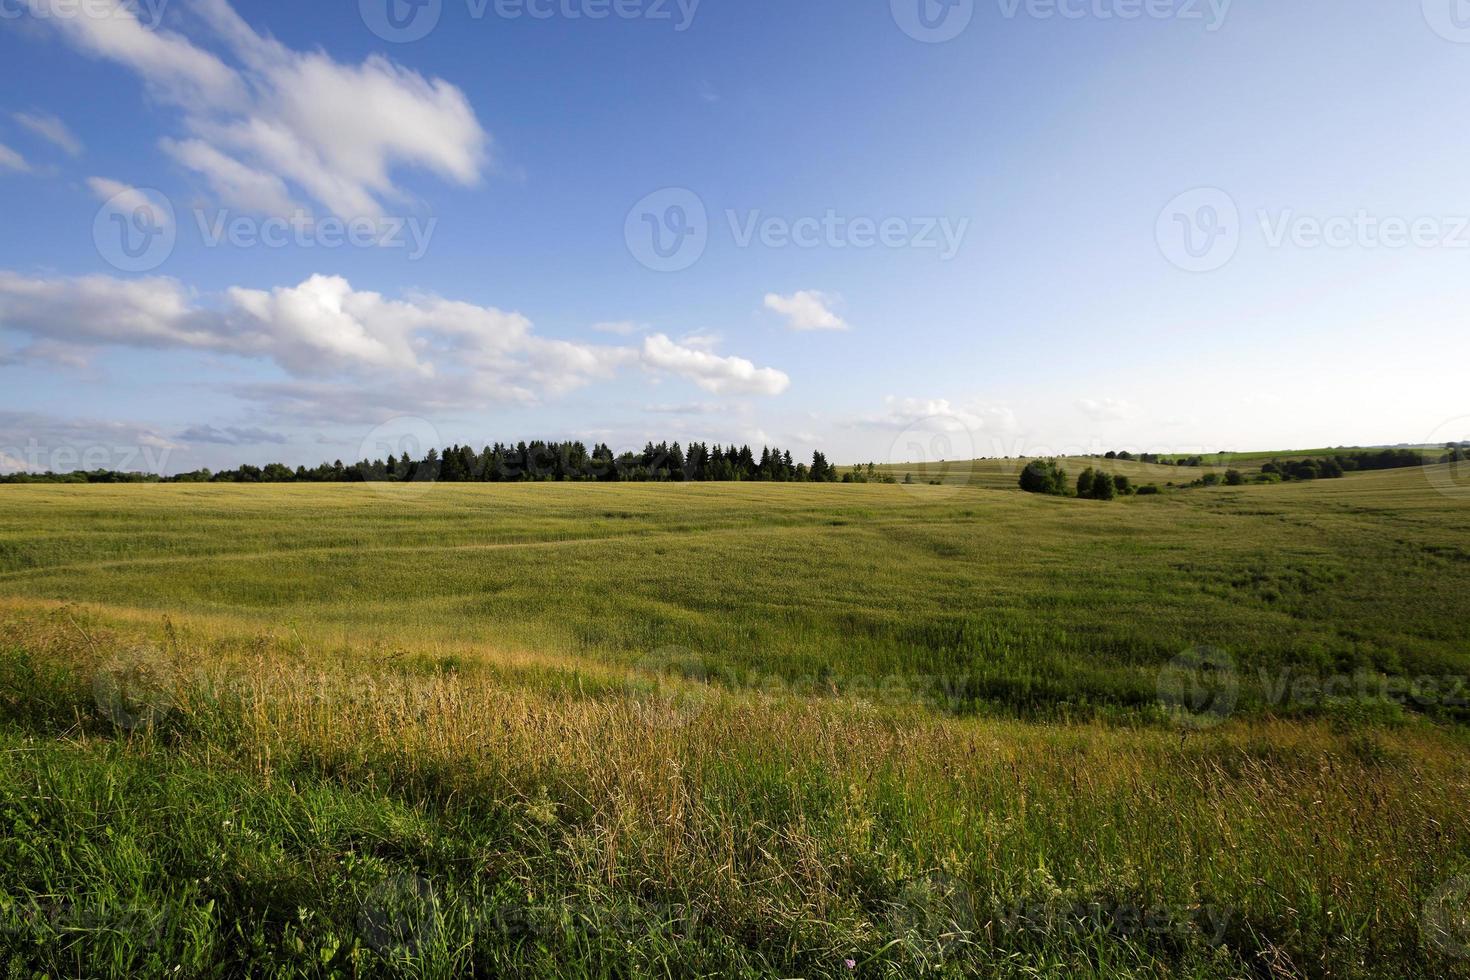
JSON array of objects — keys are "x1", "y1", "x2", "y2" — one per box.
[
  {"x1": 0, "y1": 143, "x2": 31, "y2": 173},
  {"x1": 13, "y1": 111, "x2": 83, "y2": 156},
  {"x1": 764, "y1": 290, "x2": 849, "y2": 332},
  {"x1": 24, "y1": 0, "x2": 488, "y2": 219},
  {"x1": 0, "y1": 271, "x2": 789, "y2": 420},
  {"x1": 640, "y1": 333, "x2": 790, "y2": 396}
]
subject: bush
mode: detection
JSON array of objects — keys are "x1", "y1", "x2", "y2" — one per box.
[
  {"x1": 1076, "y1": 468, "x2": 1096, "y2": 499},
  {"x1": 1019, "y1": 460, "x2": 1069, "y2": 496},
  {"x1": 1075, "y1": 468, "x2": 1122, "y2": 501},
  {"x1": 1225, "y1": 469, "x2": 1245, "y2": 486},
  {"x1": 1136, "y1": 484, "x2": 1161, "y2": 496}
]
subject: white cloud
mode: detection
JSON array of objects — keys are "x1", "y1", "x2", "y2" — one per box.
[
  {"x1": 87, "y1": 176, "x2": 173, "y2": 228},
  {"x1": 23, "y1": 0, "x2": 246, "y2": 111},
  {"x1": 591, "y1": 321, "x2": 646, "y2": 336},
  {"x1": 641, "y1": 333, "x2": 790, "y2": 396},
  {"x1": 676, "y1": 331, "x2": 721, "y2": 351},
  {"x1": 13, "y1": 111, "x2": 83, "y2": 156},
  {"x1": 25, "y1": 0, "x2": 488, "y2": 219},
  {"x1": 160, "y1": 138, "x2": 297, "y2": 215},
  {"x1": 1075, "y1": 397, "x2": 1137, "y2": 422},
  {"x1": 764, "y1": 290, "x2": 849, "y2": 331},
  {"x1": 855, "y1": 396, "x2": 1018, "y2": 435},
  {"x1": 0, "y1": 271, "x2": 789, "y2": 419},
  {"x1": 0, "y1": 143, "x2": 31, "y2": 173}
]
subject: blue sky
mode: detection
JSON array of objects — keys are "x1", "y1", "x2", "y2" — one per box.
[{"x1": 1, "y1": 0, "x2": 1468, "y2": 474}]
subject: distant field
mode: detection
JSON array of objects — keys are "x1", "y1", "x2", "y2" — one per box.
[
  {"x1": 866, "y1": 455, "x2": 1231, "y2": 489},
  {"x1": 1, "y1": 466, "x2": 1468, "y2": 976},
  {"x1": 1157, "y1": 446, "x2": 1444, "y2": 465}
]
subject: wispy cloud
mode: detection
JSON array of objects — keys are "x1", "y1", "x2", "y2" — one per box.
[
  {"x1": 177, "y1": 424, "x2": 288, "y2": 446},
  {"x1": 23, "y1": 0, "x2": 488, "y2": 219},
  {"x1": 0, "y1": 143, "x2": 31, "y2": 174},
  {"x1": 13, "y1": 111, "x2": 83, "y2": 156}
]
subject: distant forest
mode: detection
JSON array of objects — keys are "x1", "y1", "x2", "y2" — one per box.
[
  {"x1": 4, "y1": 442, "x2": 1463, "y2": 487},
  {"x1": 0, "y1": 441, "x2": 852, "y2": 485}
]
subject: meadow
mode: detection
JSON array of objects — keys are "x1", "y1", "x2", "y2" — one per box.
[{"x1": 1, "y1": 462, "x2": 1468, "y2": 977}]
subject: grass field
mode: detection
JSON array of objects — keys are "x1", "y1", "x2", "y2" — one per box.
[{"x1": 2, "y1": 464, "x2": 1469, "y2": 976}]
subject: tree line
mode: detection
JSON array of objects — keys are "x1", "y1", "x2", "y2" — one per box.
[{"x1": 0, "y1": 441, "x2": 846, "y2": 485}]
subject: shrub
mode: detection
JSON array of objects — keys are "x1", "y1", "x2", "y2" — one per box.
[
  {"x1": 1225, "y1": 469, "x2": 1245, "y2": 486},
  {"x1": 1018, "y1": 460, "x2": 1069, "y2": 496},
  {"x1": 1076, "y1": 468, "x2": 1096, "y2": 499}
]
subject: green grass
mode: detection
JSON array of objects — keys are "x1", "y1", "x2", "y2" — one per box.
[{"x1": 1, "y1": 464, "x2": 1468, "y2": 976}]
